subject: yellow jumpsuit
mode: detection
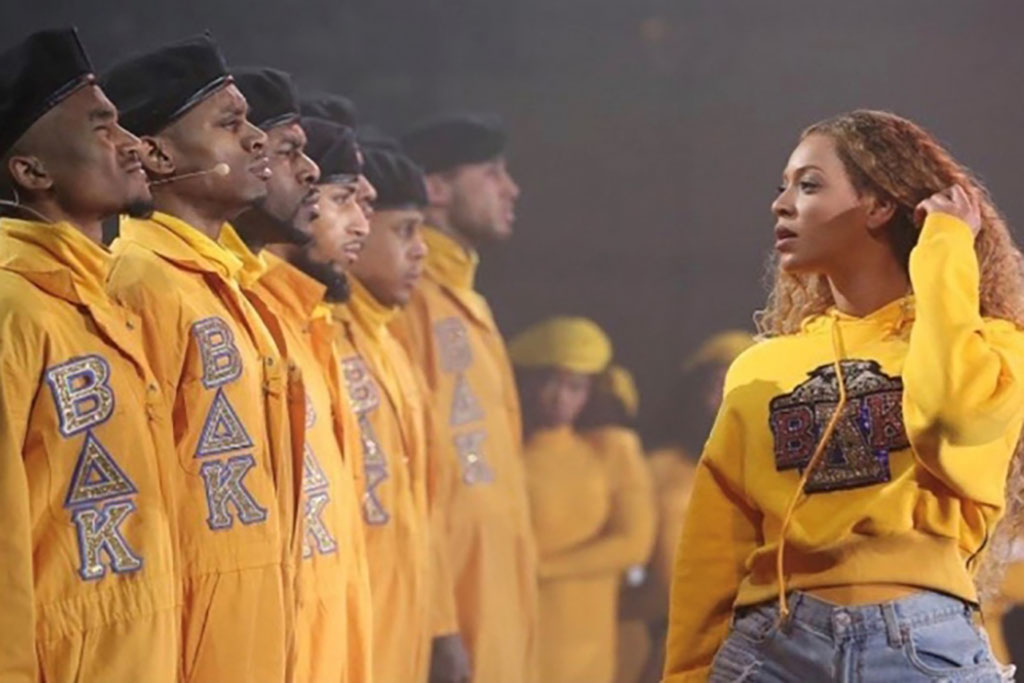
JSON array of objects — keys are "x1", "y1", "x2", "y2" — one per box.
[
  {"x1": 109, "y1": 212, "x2": 291, "y2": 682},
  {"x1": 390, "y1": 226, "x2": 539, "y2": 683},
  {"x1": 332, "y1": 278, "x2": 433, "y2": 683},
  {"x1": 220, "y1": 227, "x2": 375, "y2": 682},
  {"x1": 0, "y1": 219, "x2": 179, "y2": 683}
]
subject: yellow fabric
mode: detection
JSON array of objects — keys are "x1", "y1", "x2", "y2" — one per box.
[
  {"x1": 526, "y1": 426, "x2": 654, "y2": 683},
  {"x1": 331, "y1": 278, "x2": 433, "y2": 683},
  {"x1": 217, "y1": 223, "x2": 268, "y2": 289},
  {"x1": 220, "y1": 233, "x2": 375, "y2": 683},
  {"x1": 600, "y1": 365, "x2": 640, "y2": 418},
  {"x1": 318, "y1": 308, "x2": 377, "y2": 683},
  {"x1": 648, "y1": 449, "x2": 698, "y2": 588},
  {"x1": 616, "y1": 449, "x2": 697, "y2": 683},
  {"x1": 390, "y1": 225, "x2": 540, "y2": 683},
  {"x1": 681, "y1": 330, "x2": 756, "y2": 371},
  {"x1": 508, "y1": 315, "x2": 613, "y2": 374},
  {"x1": 0, "y1": 219, "x2": 179, "y2": 682},
  {"x1": 663, "y1": 213, "x2": 1024, "y2": 681},
  {"x1": 109, "y1": 212, "x2": 290, "y2": 682}
]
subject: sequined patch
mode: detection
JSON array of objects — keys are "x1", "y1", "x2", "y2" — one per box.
[
  {"x1": 357, "y1": 414, "x2": 391, "y2": 525},
  {"x1": 450, "y1": 374, "x2": 485, "y2": 427},
  {"x1": 341, "y1": 356, "x2": 391, "y2": 525},
  {"x1": 45, "y1": 355, "x2": 115, "y2": 437},
  {"x1": 305, "y1": 393, "x2": 317, "y2": 430},
  {"x1": 434, "y1": 317, "x2": 474, "y2": 373},
  {"x1": 302, "y1": 490, "x2": 338, "y2": 558},
  {"x1": 302, "y1": 443, "x2": 330, "y2": 492},
  {"x1": 193, "y1": 317, "x2": 243, "y2": 389},
  {"x1": 65, "y1": 432, "x2": 138, "y2": 507},
  {"x1": 71, "y1": 500, "x2": 143, "y2": 580},
  {"x1": 198, "y1": 455, "x2": 269, "y2": 529},
  {"x1": 769, "y1": 359, "x2": 908, "y2": 493},
  {"x1": 195, "y1": 388, "x2": 255, "y2": 457},
  {"x1": 340, "y1": 356, "x2": 381, "y2": 414},
  {"x1": 454, "y1": 430, "x2": 496, "y2": 485}
]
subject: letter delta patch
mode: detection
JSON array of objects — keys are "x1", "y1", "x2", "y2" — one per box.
[
  {"x1": 192, "y1": 317, "x2": 243, "y2": 389},
  {"x1": 65, "y1": 433, "x2": 138, "y2": 507},
  {"x1": 195, "y1": 388, "x2": 254, "y2": 457},
  {"x1": 450, "y1": 375, "x2": 485, "y2": 427},
  {"x1": 45, "y1": 355, "x2": 115, "y2": 437},
  {"x1": 769, "y1": 359, "x2": 909, "y2": 493}
]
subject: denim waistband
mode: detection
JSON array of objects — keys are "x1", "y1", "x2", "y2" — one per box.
[{"x1": 741, "y1": 591, "x2": 974, "y2": 645}]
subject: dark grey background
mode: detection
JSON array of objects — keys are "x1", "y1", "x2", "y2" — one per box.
[{"x1": 7, "y1": 1, "x2": 1024, "y2": 441}]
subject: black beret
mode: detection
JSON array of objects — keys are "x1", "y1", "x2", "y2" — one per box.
[
  {"x1": 363, "y1": 147, "x2": 427, "y2": 210},
  {"x1": 0, "y1": 28, "x2": 94, "y2": 157},
  {"x1": 233, "y1": 66, "x2": 299, "y2": 131},
  {"x1": 299, "y1": 91, "x2": 358, "y2": 129},
  {"x1": 101, "y1": 34, "x2": 231, "y2": 136},
  {"x1": 400, "y1": 112, "x2": 506, "y2": 174},
  {"x1": 303, "y1": 117, "x2": 361, "y2": 181}
]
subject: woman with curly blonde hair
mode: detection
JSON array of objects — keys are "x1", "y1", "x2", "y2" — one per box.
[{"x1": 663, "y1": 110, "x2": 1024, "y2": 682}]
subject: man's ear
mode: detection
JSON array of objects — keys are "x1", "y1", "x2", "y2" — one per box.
[
  {"x1": 424, "y1": 172, "x2": 453, "y2": 207},
  {"x1": 7, "y1": 153, "x2": 53, "y2": 193},
  {"x1": 139, "y1": 135, "x2": 176, "y2": 178}
]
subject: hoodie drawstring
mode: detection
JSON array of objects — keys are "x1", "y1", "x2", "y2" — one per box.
[{"x1": 775, "y1": 315, "x2": 848, "y2": 622}]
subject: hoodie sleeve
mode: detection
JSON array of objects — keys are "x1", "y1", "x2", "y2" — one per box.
[
  {"x1": 662, "y1": 380, "x2": 761, "y2": 682},
  {"x1": 902, "y1": 212, "x2": 1024, "y2": 506}
]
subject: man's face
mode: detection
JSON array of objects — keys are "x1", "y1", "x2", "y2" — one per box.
[
  {"x1": 9, "y1": 82, "x2": 152, "y2": 219},
  {"x1": 304, "y1": 178, "x2": 369, "y2": 273},
  {"x1": 349, "y1": 207, "x2": 427, "y2": 307},
  {"x1": 441, "y1": 156, "x2": 519, "y2": 243},
  {"x1": 150, "y1": 84, "x2": 270, "y2": 213},
  {"x1": 257, "y1": 120, "x2": 320, "y2": 242}
]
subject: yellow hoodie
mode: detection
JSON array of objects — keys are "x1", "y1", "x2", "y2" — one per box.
[
  {"x1": 663, "y1": 213, "x2": 1024, "y2": 681},
  {"x1": 109, "y1": 213, "x2": 289, "y2": 682},
  {"x1": 0, "y1": 219, "x2": 179, "y2": 683}
]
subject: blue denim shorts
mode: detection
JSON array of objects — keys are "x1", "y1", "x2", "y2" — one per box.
[{"x1": 709, "y1": 591, "x2": 1015, "y2": 682}]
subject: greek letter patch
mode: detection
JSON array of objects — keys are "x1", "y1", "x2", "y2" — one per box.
[
  {"x1": 65, "y1": 433, "x2": 138, "y2": 507},
  {"x1": 341, "y1": 356, "x2": 391, "y2": 525},
  {"x1": 199, "y1": 455, "x2": 269, "y2": 529},
  {"x1": 71, "y1": 500, "x2": 143, "y2": 580},
  {"x1": 196, "y1": 388, "x2": 254, "y2": 457},
  {"x1": 769, "y1": 359, "x2": 908, "y2": 493},
  {"x1": 45, "y1": 355, "x2": 115, "y2": 437},
  {"x1": 434, "y1": 317, "x2": 473, "y2": 373},
  {"x1": 454, "y1": 430, "x2": 495, "y2": 485},
  {"x1": 193, "y1": 317, "x2": 243, "y2": 389}
]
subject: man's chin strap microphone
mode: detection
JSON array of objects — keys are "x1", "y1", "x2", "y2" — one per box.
[{"x1": 150, "y1": 162, "x2": 230, "y2": 186}]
